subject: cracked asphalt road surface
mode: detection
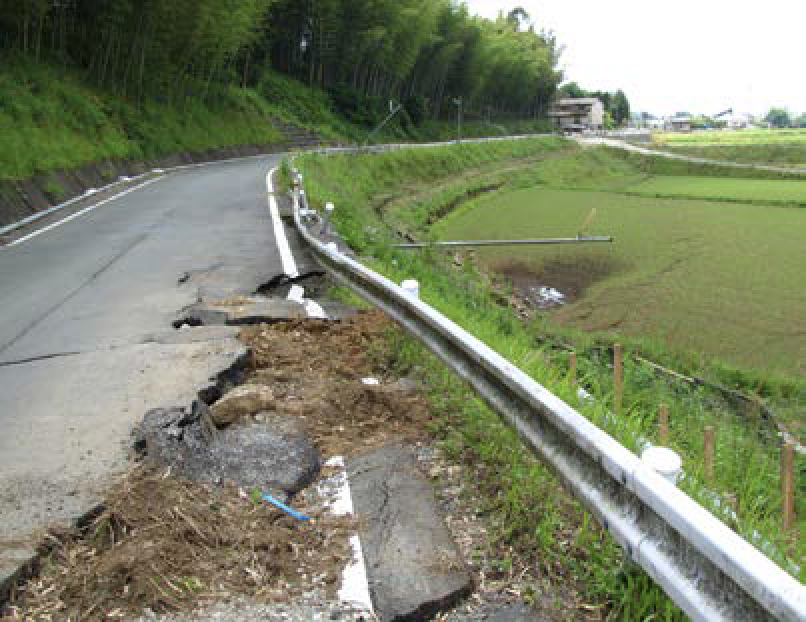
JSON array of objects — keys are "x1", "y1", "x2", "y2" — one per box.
[{"x1": 0, "y1": 156, "x2": 305, "y2": 582}]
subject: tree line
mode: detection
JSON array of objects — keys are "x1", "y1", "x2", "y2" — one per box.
[
  {"x1": 764, "y1": 108, "x2": 806, "y2": 129},
  {"x1": 0, "y1": 1, "x2": 567, "y2": 123}
]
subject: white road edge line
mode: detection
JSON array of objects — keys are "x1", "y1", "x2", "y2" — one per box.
[
  {"x1": 9, "y1": 177, "x2": 162, "y2": 246},
  {"x1": 267, "y1": 170, "x2": 365, "y2": 607},
  {"x1": 264, "y1": 166, "x2": 328, "y2": 320},
  {"x1": 323, "y1": 456, "x2": 374, "y2": 615},
  {"x1": 265, "y1": 167, "x2": 299, "y2": 278}
]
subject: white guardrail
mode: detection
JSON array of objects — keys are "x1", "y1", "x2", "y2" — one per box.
[{"x1": 288, "y1": 165, "x2": 805, "y2": 622}]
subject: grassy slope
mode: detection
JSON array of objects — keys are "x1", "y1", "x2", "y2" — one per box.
[
  {"x1": 295, "y1": 141, "x2": 804, "y2": 620},
  {"x1": 0, "y1": 57, "x2": 553, "y2": 183},
  {"x1": 0, "y1": 59, "x2": 287, "y2": 181}
]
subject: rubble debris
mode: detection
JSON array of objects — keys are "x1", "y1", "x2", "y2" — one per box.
[
  {"x1": 210, "y1": 384, "x2": 275, "y2": 426},
  {"x1": 349, "y1": 444, "x2": 473, "y2": 621},
  {"x1": 133, "y1": 401, "x2": 320, "y2": 499},
  {"x1": 174, "y1": 298, "x2": 307, "y2": 327},
  {"x1": 238, "y1": 310, "x2": 433, "y2": 458},
  {"x1": 1, "y1": 468, "x2": 352, "y2": 621}
]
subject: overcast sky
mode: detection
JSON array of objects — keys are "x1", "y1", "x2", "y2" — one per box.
[{"x1": 462, "y1": 0, "x2": 805, "y2": 118}]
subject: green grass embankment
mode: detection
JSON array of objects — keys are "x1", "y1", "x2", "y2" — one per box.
[
  {"x1": 0, "y1": 57, "x2": 554, "y2": 185},
  {"x1": 0, "y1": 59, "x2": 288, "y2": 182},
  {"x1": 292, "y1": 141, "x2": 804, "y2": 620}
]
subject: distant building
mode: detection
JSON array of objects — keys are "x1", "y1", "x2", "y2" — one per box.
[
  {"x1": 667, "y1": 117, "x2": 692, "y2": 132},
  {"x1": 548, "y1": 98, "x2": 604, "y2": 132},
  {"x1": 722, "y1": 113, "x2": 756, "y2": 129}
]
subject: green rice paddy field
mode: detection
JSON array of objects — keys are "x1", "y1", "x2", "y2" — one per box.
[
  {"x1": 435, "y1": 178, "x2": 806, "y2": 378},
  {"x1": 627, "y1": 175, "x2": 806, "y2": 204},
  {"x1": 651, "y1": 128, "x2": 806, "y2": 168},
  {"x1": 654, "y1": 128, "x2": 806, "y2": 146}
]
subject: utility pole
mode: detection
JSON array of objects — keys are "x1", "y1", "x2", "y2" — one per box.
[{"x1": 453, "y1": 96, "x2": 463, "y2": 143}]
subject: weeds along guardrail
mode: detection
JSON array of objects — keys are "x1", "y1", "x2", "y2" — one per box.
[{"x1": 288, "y1": 168, "x2": 805, "y2": 622}]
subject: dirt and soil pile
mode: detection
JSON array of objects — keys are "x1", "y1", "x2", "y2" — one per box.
[
  {"x1": 2, "y1": 468, "x2": 353, "y2": 621},
  {"x1": 2, "y1": 310, "x2": 433, "y2": 621},
  {"x1": 238, "y1": 310, "x2": 433, "y2": 457}
]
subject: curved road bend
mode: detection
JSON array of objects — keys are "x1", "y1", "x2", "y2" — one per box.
[{"x1": 0, "y1": 155, "x2": 304, "y2": 581}]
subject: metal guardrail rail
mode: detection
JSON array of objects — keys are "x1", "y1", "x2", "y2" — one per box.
[{"x1": 289, "y1": 167, "x2": 804, "y2": 621}]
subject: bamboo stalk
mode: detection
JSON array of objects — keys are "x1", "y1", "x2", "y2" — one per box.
[
  {"x1": 613, "y1": 343, "x2": 623, "y2": 415},
  {"x1": 704, "y1": 426, "x2": 715, "y2": 484},
  {"x1": 569, "y1": 351, "x2": 577, "y2": 390}
]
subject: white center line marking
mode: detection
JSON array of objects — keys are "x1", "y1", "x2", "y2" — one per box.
[{"x1": 10, "y1": 177, "x2": 162, "y2": 246}]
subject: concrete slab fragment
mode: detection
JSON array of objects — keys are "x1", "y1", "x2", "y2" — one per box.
[
  {"x1": 0, "y1": 339, "x2": 247, "y2": 593},
  {"x1": 348, "y1": 444, "x2": 472, "y2": 622},
  {"x1": 0, "y1": 545, "x2": 37, "y2": 602},
  {"x1": 134, "y1": 404, "x2": 320, "y2": 499},
  {"x1": 443, "y1": 603, "x2": 549, "y2": 621},
  {"x1": 179, "y1": 297, "x2": 307, "y2": 326},
  {"x1": 142, "y1": 325, "x2": 240, "y2": 345}
]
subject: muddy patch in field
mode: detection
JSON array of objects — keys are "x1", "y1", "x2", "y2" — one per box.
[{"x1": 494, "y1": 253, "x2": 628, "y2": 309}]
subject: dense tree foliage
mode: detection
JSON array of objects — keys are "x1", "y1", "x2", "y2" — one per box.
[
  {"x1": 559, "y1": 81, "x2": 631, "y2": 126},
  {"x1": 0, "y1": 0, "x2": 270, "y2": 96},
  {"x1": 764, "y1": 108, "x2": 792, "y2": 128},
  {"x1": 0, "y1": 0, "x2": 563, "y2": 122}
]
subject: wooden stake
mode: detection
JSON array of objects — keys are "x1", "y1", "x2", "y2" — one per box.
[
  {"x1": 658, "y1": 404, "x2": 669, "y2": 446},
  {"x1": 569, "y1": 351, "x2": 577, "y2": 389},
  {"x1": 782, "y1": 441, "x2": 795, "y2": 531},
  {"x1": 704, "y1": 426, "x2": 715, "y2": 484},
  {"x1": 613, "y1": 343, "x2": 623, "y2": 415},
  {"x1": 753, "y1": 393, "x2": 762, "y2": 421}
]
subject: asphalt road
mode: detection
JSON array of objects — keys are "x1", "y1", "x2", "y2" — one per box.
[{"x1": 0, "y1": 155, "x2": 302, "y2": 581}]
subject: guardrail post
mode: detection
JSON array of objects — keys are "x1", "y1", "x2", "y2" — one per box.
[
  {"x1": 641, "y1": 446, "x2": 683, "y2": 485},
  {"x1": 323, "y1": 202, "x2": 335, "y2": 234},
  {"x1": 401, "y1": 279, "x2": 420, "y2": 299}
]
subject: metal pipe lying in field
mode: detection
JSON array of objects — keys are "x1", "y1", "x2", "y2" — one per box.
[{"x1": 393, "y1": 235, "x2": 613, "y2": 249}]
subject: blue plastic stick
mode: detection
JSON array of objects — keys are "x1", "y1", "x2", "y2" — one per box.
[{"x1": 262, "y1": 493, "x2": 311, "y2": 521}]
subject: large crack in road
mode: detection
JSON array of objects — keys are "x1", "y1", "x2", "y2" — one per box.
[{"x1": 0, "y1": 156, "x2": 300, "y2": 593}]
